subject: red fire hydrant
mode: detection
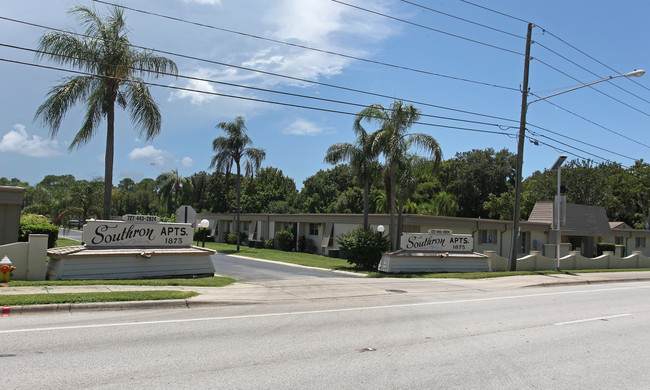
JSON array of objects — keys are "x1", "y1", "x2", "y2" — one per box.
[{"x1": 0, "y1": 256, "x2": 16, "y2": 282}]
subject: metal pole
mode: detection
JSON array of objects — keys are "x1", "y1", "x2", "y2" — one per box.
[
  {"x1": 556, "y1": 166, "x2": 561, "y2": 270},
  {"x1": 509, "y1": 22, "x2": 534, "y2": 271}
]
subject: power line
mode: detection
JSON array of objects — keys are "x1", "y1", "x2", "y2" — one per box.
[
  {"x1": 2, "y1": 42, "x2": 515, "y2": 130},
  {"x1": 536, "y1": 27, "x2": 650, "y2": 94},
  {"x1": 330, "y1": 0, "x2": 523, "y2": 55},
  {"x1": 457, "y1": 0, "x2": 650, "y2": 96},
  {"x1": 0, "y1": 57, "x2": 516, "y2": 138},
  {"x1": 526, "y1": 122, "x2": 636, "y2": 161},
  {"x1": 458, "y1": 0, "x2": 531, "y2": 24},
  {"x1": 90, "y1": 0, "x2": 518, "y2": 91},
  {"x1": 530, "y1": 92, "x2": 650, "y2": 149},
  {"x1": 399, "y1": 0, "x2": 525, "y2": 40},
  {"x1": 536, "y1": 41, "x2": 650, "y2": 106},
  {"x1": 534, "y1": 57, "x2": 650, "y2": 118},
  {"x1": 0, "y1": 15, "x2": 521, "y2": 124}
]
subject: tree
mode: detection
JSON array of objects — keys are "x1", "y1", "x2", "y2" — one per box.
[
  {"x1": 157, "y1": 169, "x2": 192, "y2": 215},
  {"x1": 298, "y1": 165, "x2": 355, "y2": 213},
  {"x1": 34, "y1": 5, "x2": 177, "y2": 219},
  {"x1": 210, "y1": 116, "x2": 266, "y2": 251},
  {"x1": 324, "y1": 125, "x2": 379, "y2": 229},
  {"x1": 355, "y1": 100, "x2": 442, "y2": 249},
  {"x1": 443, "y1": 148, "x2": 516, "y2": 218}
]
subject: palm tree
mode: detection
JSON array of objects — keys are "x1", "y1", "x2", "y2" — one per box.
[
  {"x1": 158, "y1": 169, "x2": 191, "y2": 215},
  {"x1": 355, "y1": 100, "x2": 442, "y2": 250},
  {"x1": 210, "y1": 116, "x2": 266, "y2": 251},
  {"x1": 34, "y1": 5, "x2": 178, "y2": 219},
  {"x1": 324, "y1": 127, "x2": 379, "y2": 230}
]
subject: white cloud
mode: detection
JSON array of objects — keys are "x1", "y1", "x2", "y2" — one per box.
[
  {"x1": 0, "y1": 124, "x2": 61, "y2": 157},
  {"x1": 128, "y1": 145, "x2": 176, "y2": 171},
  {"x1": 182, "y1": 157, "x2": 193, "y2": 168},
  {"x1": 283, "y1": 119, "x2": 323, "y2": 136}
]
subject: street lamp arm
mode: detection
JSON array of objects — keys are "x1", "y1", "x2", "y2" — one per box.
[{"x1": 527, "y1": 69, "x2": 645, "y2": 107}]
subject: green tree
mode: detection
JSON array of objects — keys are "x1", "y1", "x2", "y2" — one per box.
[
  {"x1": 443, "y1": 148, "x2": 515, "y2": 218},
  {"x1": 355, "y1": 100, "x2": 442, "y2": 249},
  {"x1": 210, "y1": 116, "x2": 266, "y2": 251},
  {"x1": 298, "y1": 165, "x2": 355, "y2": 213},
  {"x1": 157, "y1": 169, "x2": 192, "y2": 215},
  {"x1": 324, "y1": 125, "x2": 379, "y2": 229},
  {"x1": 34, "y1": 5, "x2": 178, "y2": 219}
]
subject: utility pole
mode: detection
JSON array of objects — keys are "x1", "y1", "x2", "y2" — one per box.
[{"x1": 509, "y1": 22, "x2": 534, "y2": 271}]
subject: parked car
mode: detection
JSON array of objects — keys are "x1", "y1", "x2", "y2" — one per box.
[{"x1": 68, "y1": 220, "x2": 82, "y2": 228}]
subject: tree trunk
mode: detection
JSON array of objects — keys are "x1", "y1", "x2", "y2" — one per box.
[
  {"x1": 103, "y1": 102, "x2": 115, "y2": 220},
  {"x1": 362, "y1": 179, "x2": 369, "y2": 230},
  {"x1": 397, "y1": 188, "x2": 405, "y2": 250},
  {"x1": 236, "y1": 162, "x2": 241, "y2": 252}
]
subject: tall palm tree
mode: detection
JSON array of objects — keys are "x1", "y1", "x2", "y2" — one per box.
[
  {"x1": 324, "y1": 127, "x2": 379, "y2": 230},
  {"x1": 34, "y1": 5, "x2": 178, "y2": 219},
  {"x1": 355, "y1": 100, "x2": 442, "y2": 250},
  {"x1": 210, "y1": 116, "x2": 266, "y2": 251}
]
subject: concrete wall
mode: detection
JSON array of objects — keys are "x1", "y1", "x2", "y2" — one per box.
[
  {"x1": 0, "y1": 186, "x2": 24, "y2": 245},
  {"x1": 0, "y1": 234, "x2": 48, "y2": 281},
  {"x1": 485, "y1": 249, "x2": 650, "y2": 272}
]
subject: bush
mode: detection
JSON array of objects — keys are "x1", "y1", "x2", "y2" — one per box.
[
  {"x1": 222, "y1": 231, "x2": 245, "y2": 245},
  {"x1": 597, "y1": 242, "x2": 616, "y2": 256},
  {"x1": 337, "y1": 227, "x2": 390, "y2": 270},
  {"x1": 297, "y1": 235, "x2": 306, "y2": 252},
  {"x1": 265, "y1": 239, "x2": 274, "y2": 249},
  {"x1": 193, "y1": 228, "x2": 210, "y2": 241},
  {"x1": 275, "y1": 229, "x2": 295, "y2": 251},
  {"x1": 19, "y1": 213, "x2": 59, "y2": 248}
]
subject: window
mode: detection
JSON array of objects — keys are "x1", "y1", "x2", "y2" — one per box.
[
  {"x1": 520, "y1": 231, "x2": 528, "y2": 254},
  {"x1": 309, "y1": 223, "x2": 319, "y2": 236},
  {"x1": 615, "y1": 236, "x2": 624, "y2": 245},
  {"x1": 636, "y1": 237, "x2": 646, "y2": 248},
  {"x1": 480, "y1": 229, "x2": 497, "y2": 245}
]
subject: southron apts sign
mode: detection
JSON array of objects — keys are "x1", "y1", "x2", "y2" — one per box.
[
  {"x1": 400, "y1": 229, "x2": 473, "y2": 253},
  {"x1": 82, "y1": 219, "x2": 193, "y2": 248}
]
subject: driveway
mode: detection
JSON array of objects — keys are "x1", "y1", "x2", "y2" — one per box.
[{"x1": 211, "y1": 253, "x2": 355, "y2": 282}]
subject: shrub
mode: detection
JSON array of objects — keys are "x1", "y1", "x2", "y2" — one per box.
[
  {"x1": 597, "y1": 242, "x2": 616, "y2": 256},
  {"x1": 297, "y1": 235, "x2": 306, "y2": 252},
  {"x1": 193, "y1": 228, "x2": 210, "y2": 241},
  {"x1": 19, "y1": 213, "x2": 59, "y2": 248},
  {"x1": 222, "y1": 231, "x2": 245, "y2": 245},
  {"x1": 275, "y1": 229, "x2": 295, "y2": 251},
  {"x1": 337, "y1": 227, "x2": 390, "y2": 270},
  {"x1": 265, "y1": 239, "x2": 274, "y2": 249}
]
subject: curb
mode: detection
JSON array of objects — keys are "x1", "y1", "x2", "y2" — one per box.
[{"x1": 526, "y1": 276, "x2": 650, "y2": 288}]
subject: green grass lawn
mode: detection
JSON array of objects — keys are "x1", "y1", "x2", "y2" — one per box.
[{"x1": 0, "y1": 291, "x2": 198, "y2": 306}]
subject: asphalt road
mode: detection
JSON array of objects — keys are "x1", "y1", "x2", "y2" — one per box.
[
  {"x1": 3, "y1": 281, "x2": 650, "y2": 389},
  {"x1": 210, "y1": 253, "x2": 354, "y2": 281}
]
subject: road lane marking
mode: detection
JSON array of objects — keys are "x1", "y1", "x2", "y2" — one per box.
[
  {"x1": 554, "y1": 314, "x2": 632, "y2": 326},
  {"x1": 1, "y1": 285, "x2": 648, "y2": 334}
]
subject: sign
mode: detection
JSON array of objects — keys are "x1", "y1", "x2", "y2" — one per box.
[
  {"x1": 400, "y1": 230, "x2": 473, "y2": 253},
  {"x1": 123, "y1": 214, "x2": 160, "y2": 223},
  {"x1": 83, "y1": 220, "x2": 192, "y2": 248},
  {"x1": 176, "y1": 205, "x2": 197, "y2": 226}
]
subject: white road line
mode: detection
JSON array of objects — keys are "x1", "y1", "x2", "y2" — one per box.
[
  {"x1": 554, "y1": 314, "x2": 632, "y2": 326},
  {"x1": 1, "y1": 285, "x2": 647, "y2": 334}
]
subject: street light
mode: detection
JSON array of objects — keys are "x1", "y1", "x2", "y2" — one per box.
[
  {"x1": 509, "y1": 69, "x2": 645, "y2": 271},
  {"x1": 199, "y1": 219, "x2": 209, "y2": 247},
  {"x1": 551, "y1": 155, "x2": 568, "y2": 271}
]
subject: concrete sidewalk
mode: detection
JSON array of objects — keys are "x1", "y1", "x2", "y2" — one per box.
[{"x1": 3, "y1": 270, "x2": 650, "y2": 316}]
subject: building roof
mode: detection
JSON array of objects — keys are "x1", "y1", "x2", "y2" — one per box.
[
  {"x1": 528, "y1": 201, "x2": 612, "y2": 236},
  {"x1": 610, "y1": 221, "x2": 633, "y2": 230}
]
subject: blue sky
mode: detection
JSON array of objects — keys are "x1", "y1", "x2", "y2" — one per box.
[{"x1": 1, "y1": 0, "x2": 649, "y2": 188}]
